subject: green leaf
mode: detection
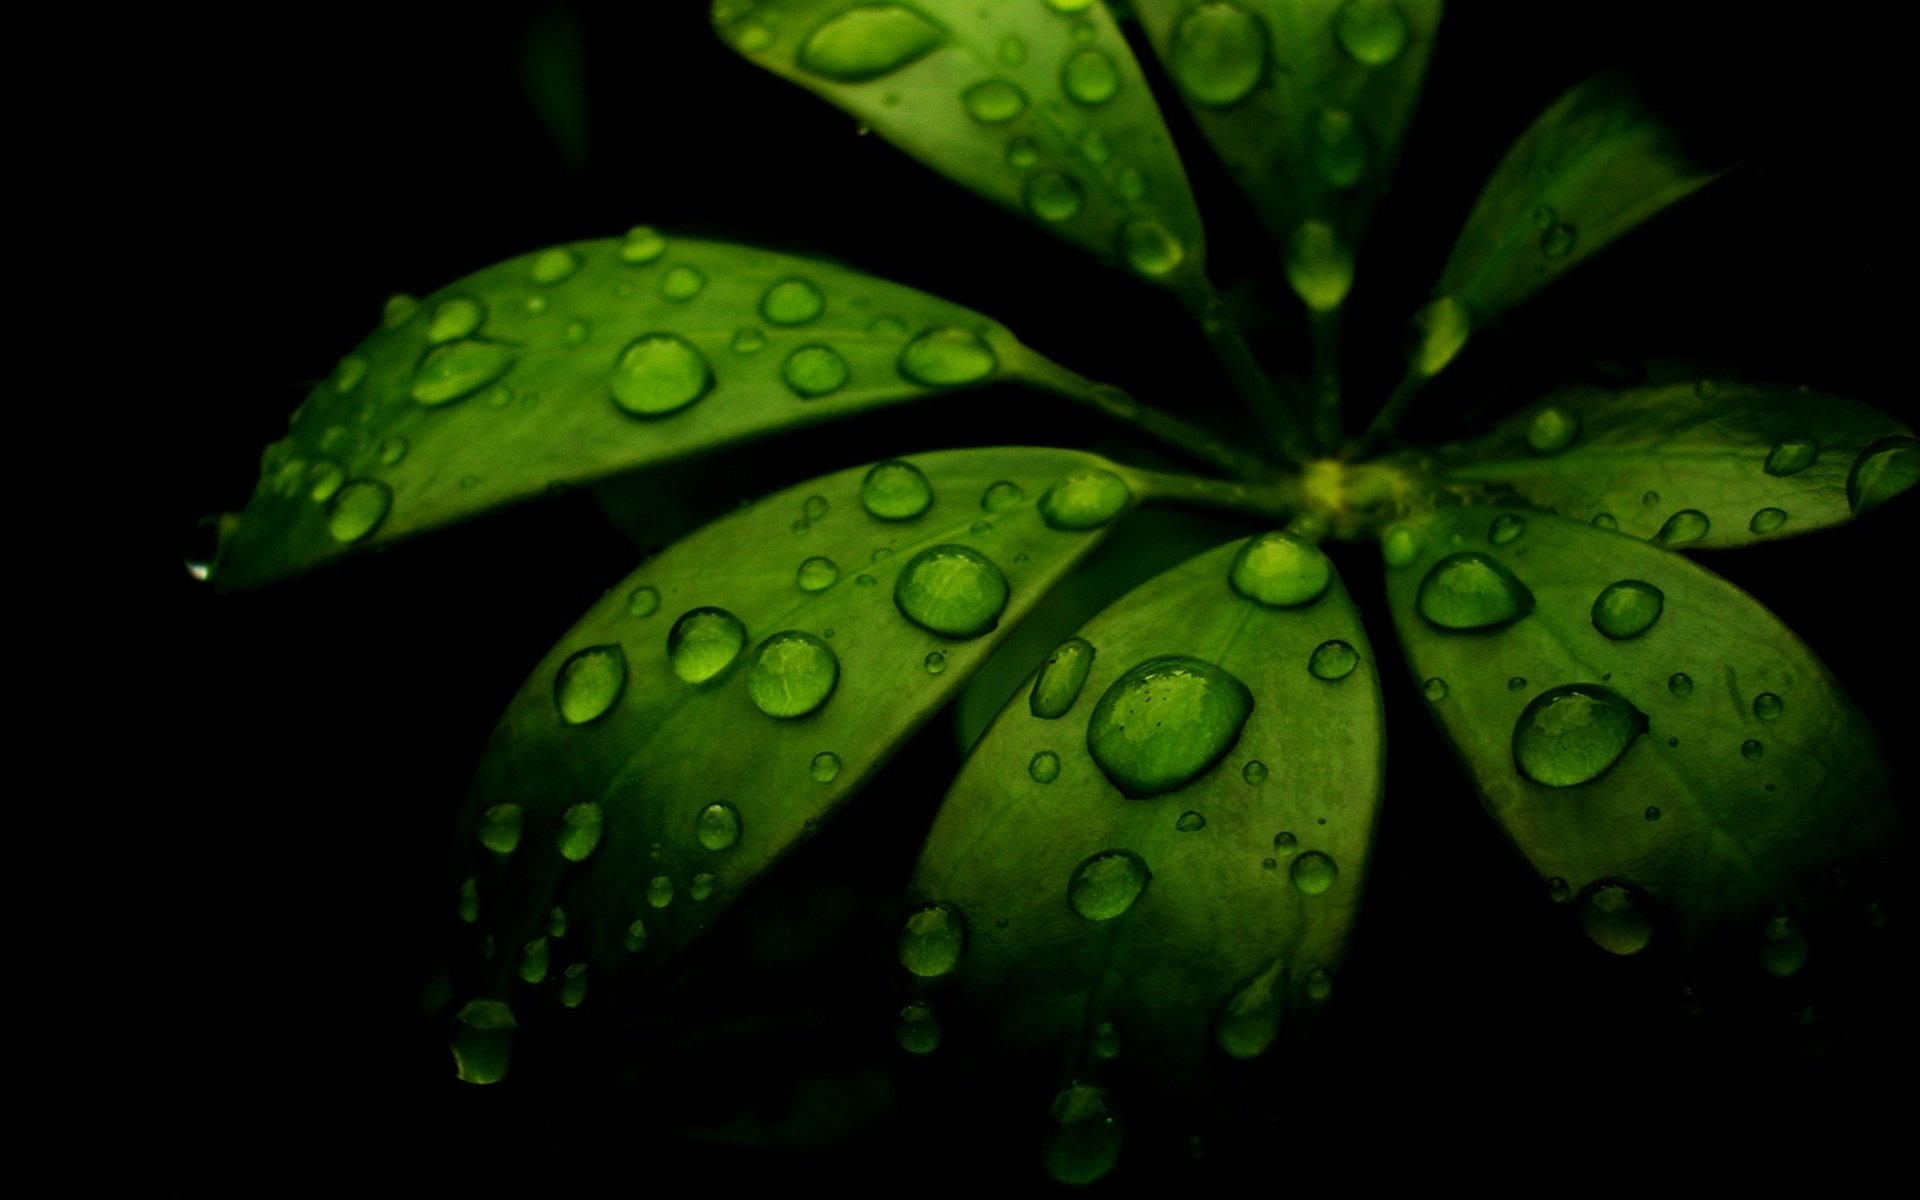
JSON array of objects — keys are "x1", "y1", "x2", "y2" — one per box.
[
  {"x1": 447, "y1": 447, "x2": 1144, "y2": 1067},
  {"x1": 907, "y1": 535, "x2": 1383, "y2": 1102},
  {"x1": 714, "y1": 0, "x2": 1208, "y2": 292},
  {"x1": 1384, "y1": 506, "x2": 1893, "y2": 959},
  {"x1": 1437, "y1": 381, "x2": 1917, "y2": 548},
  {"x1": 211, "y1": 233, "x2": 1047, "y2": 589},
  {"x1": 1421, "y1": 73, "x2": 1721, "y2": 374},
  {"x1": 1132, "y1": 0, "x2": 1441, "y2": 267}
]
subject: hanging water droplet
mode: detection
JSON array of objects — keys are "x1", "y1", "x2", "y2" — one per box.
[
  {"x1": 1577, "y1": 879, "x2": 1655, "y2": 955},
  {"x1": 1752, "y1": 692, "x2": 1784, "y2": 721},
  {"x1": 412, "y1": 341, "x2": 517, "y2": 407},
  {"x1": 796, "y1": 555, "x2": 840, "y2": 592},
  {"x1": 479, "y1": 804, "x2": 524, "y2": 855},
  {"x1": 695, "y1": 801, "x2": 742, "y2": 852},
  {"x1": 1031, "y1": 637, "x2": 1096, "y2": 718},
  {"x1": 1381, "y1": 524, "x2": 1423, "y2": 568},
  {"x1": 610, "y1": 333, "x2": 713, "y2": 417},
  {"x1": 1763, "y1": 437, "x2": 1818, "y2": 477},
  {"x1": 1408, "y1": 296, "x2": 1470, "y2": 376},
  {"x1": 1118, "y1": 219, "x2": 1185, "y2": 277},
  {"x1": 646, "y1": 875, "x2": 675, "y2": 908},
  {"x1": 326, "y1": 480, "x2": 391, "y2": 544},
  {"x1": 981, "y1": 480, "x2": 1025, "y2": 512},
  {"x1": 898, "y1": 327, "x2": 998, "y2": 386},
  {"x1": 759, "y1": 277, "x2": 825, "y2": 326},
  {"x1": 1749, "y1": 507, "x2": 1787, "y2": 535},
  {"x1": 1290, "y1": 851, "x2": 1338, "y2": 895},
  {"x1": 1169, "y1": 1, "x2": 1267, "y2": 107},
  {"x1": 451, "y1": 999, "x2": 516, "y2": 1085},
  {"x1": 1176, "y1": 810, "x2": 1207, "y2": 832},
  {"x1": 1415, "y1": 552, "x2": 1534, "y2": 631},
  {"x1": 811, "y1": 750, "x2": 842, "y2": 782},
  {"x1": 428, "y1": 296, "x2": 486, "y2": 344},
  {"x1": 1334, "y1": 0, "x2": 1410, "y2": 65},
  {"x1": 1060, "y1": 48, "x2": 1119, "y2": 105},
  {"x1": 1540, "y1": 223, "x2": 1578, "y2": 258},
  {"x1": 1086, "y1": 655, "x2": 1253, "y2": 798},
  {"x1": 963, "y1": 78, "x2": 1027, "y2": 124},
  {"x1": 1512, "y1": 684, "x2": 1647, "y2": 787},
  {"x1": 1038, "y1": 468, "x2": 1132, "y2": 531},
  {"x1": 529, "y1": 247, "x2": 580, "y2": 285},
  {"x1": 797, "y1": 4, "x2": 946, "y2": 81},
  {"x1": 895, "y1": 1000, "x2": 942, "y2": 1055},
  {"x1": 781, "y1": 343, "x2": 851, "y2": 398},
  {"x1": 1284, "y1": 221, "x2": 1355, "y2": 312},
  {"x1": 1024, "y1": 171, "x2": 1084, "y2": 222},
  {"x1": 1308, "y1": 639, "x2": 1359, "y2": 681},
  {"x1": 627, "y1": 585, "x2": 661, "y2": 618},
  {"x1": 1488, "y1": 513, "x2": 1525, "y2": 545},
  {"x1": 667, "y1": 606, "x2": 748, "y2": 685},
  {"x1": 1846, "y1": 435, "x2": 1919, "y2": 515},
  {"x1": 1069, "y1": 850, "x2": 1151, "y2": 921},
  {"x1": 893, "y1": 544, "x2": 1010, "y2": 638},
  {"x1": 1525, "y1": 406, "x2": 1581, "y2": 455},
  {"x1": 1668, "y1": 672, "x2": 1693, "y2": 696},
  {"x1": 1655, "y1": 509, "x2": 1710, "y2": 546},
  {"x1": 1229, "y1": 531, "x2": 1331, "y2": 607},
  {"x1": 554, "y1": 644, "x2": 627, "y2": 724},
  {"x1": 1759, "y1": 916, "x2": 1808, "y2": 978},
  {"x1": 1029, "y1": 750, "x2": 1062, "y2": 783},
  {"x1": 899, "y1": 902, "x2": 965, "y2": 977},
  {"x1": 1591, "y1": 580, "x2": 1664, "y2": 640},
  {"x1": 745, "y1": 631, "x2": 839, "y2": 718},
  {"x1": 620, "y1": 225, "x2": 667, "y2": 264},
  {"x1": 1214, "y1": 958, "x2": 1284, "y2": 1058}
]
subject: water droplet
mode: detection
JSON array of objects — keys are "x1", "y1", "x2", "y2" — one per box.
[
  {"x1": 1024, "y1": 171, "x2": 1084, "y2": 222},
  {"x1": 451, "y1": 1000, "x2": 516, "y2": 1085},
  {"x1": 1176, "y1": 810, "x2": 1207, "y2": 832},
  {"x1": 376, "y1": 436, "x2": 409, "y2": 467},
  {"x1": 1540, "y1": 223, "x2": 1577, "y2": 258},
  {"x1": 667, "y1": 606, "x2": 748, "y2": 685},
  {"x1": 1846, "y1": 436, "x2": 1919, "y2": 515},
  {"x1": 899, "y1": 902, "x2": 965, "y2": 977},
  {"x1": 1753, "y1": 692, "x2": 1783, "y2": 721},
  {"x1": 1044, "y1": 1083, "x2": 1120, "y2": 1185},
  {"x1": 1086, "y1": 655, "x2": 1253, "y2": 798},
  {"x1": 895, "y1": 1000, "x2": 941, "y2": 1055},
  {"x1": 981, "y1": 480, "x2": 1025, "y2": 512},
  {"x1": 1642, "y1": 491, "x2": 1661, "y2": 508},
  {"x1": 529, "y1": 247, "x2": 580, "y2": 285},
  {"x1": 1382, "y1": 524, "x2": 1423, "y2": 568},
  {"x1": 1228, "y1": 530, "x2": 1331, "y2": 608},
  {"x1": 458, "y1": 878, "x2": 479, "y2": 923},
  {"x1": 1060, "y1": 48, "x2": 1119, "y2": 105},
  {"x1": 893, "y1": 545, "x2": 1010, "y2": 638},
  {"x1": 1214, "y1": 958, "x2": 1283, "y2": 1058},
  {"x1": 646, "y1": 875, "x2": 675, "y2": 908},
  {"x1": 1030, "y1": 750, "x2": 1062, "y2": 783},
  {"x1": 1038, "y1": 468, "x2": 1132, "y2": 531},
  {"x1": 1302, "y1": 109, "x2": 1368, "y2": 191},
  {"x1": 1592, "y1": 513, "x2": 1619, "y2": 531},
  {"x1": 1118, "y1": 219, "x2": 1185, "y2": 277},
  {"x1": 428, "y1": 297, "x2": 486, "y2": 344},
  {"x1": 963, "y1": 78, "x2": 1027, "y2": 124},
  {"x1": 797, "y1": 4, "x2": 946, "y2": 81},
  {"x1": 554, "y1": 644, "x2": 627, "y2": 724},
  {"x1": 1591, "y1": 580, "x2": 1664, "y2": 640},
  {"x1": 1760, "y1": 916, "x2": 1808, "y2": 977},
  {"x1": 1408, "y1": 296, "x2": 1470, "y2": 376},
  {"x1": 1308, "y1": 639, "x2": 1359, "y2": 681},
  {"x1": 690, "y1": 872, "x2": 716, "y2": 901},
  {"x1": 627, "y1": 585, "x2": 661, "y2": 618},
  {"x1": 1763, "y1": 437, "x2": 1819, "y2": 477},
  {"x1": 1092, "y1": 1020, "x2": 1120, "y2": 1059},
  {"x1": 558, "y1": 963, "x2": 588, "y2": 1008},
  {"x1": 1284, "y1": 221, "x2": 1355, "y2": 312},
  {"x1": 556, "y1": 802, "x2": 605, "y2": 862},
  {"x1": 1423, "y1": 677, "x2": 1448, "y2": 701},
  {"x1": 659, "y1": 265, "x2": 706, "y2": 301},
  {"x1": 1643, "y1": 805, "x2": 1662, "y2": 822},
  {"x1": 1289, "y1": 851, "x2": 1338, "y2": 895},
  {"x1": 1749, "y1": 507, "x2": 1787, "y2": 535},
  {"x1": 1069, "y1": 850, "x2": 1150, "y2": 921},
  {"x1": 923, "y1": 650, "x2": 947, "y2": 675},
  {"x1": 1005, "y1": 136, "x2": 1039, "y2": 170},
  {"x1": 781, "y1": 343, "x2": 851, "y2": 398},
  {"x1": 517, "y1": 938, "x2": 550, "y2": 985},
  {"x1": 1742, "y1": 738, "x2": 1765, "y2": 761},
  {"x1": 1415, "y1": 552, "x2": 1534, "y2": 631},
  {"x1": 1655, "y1": 509, "x2": 1710, "y2": 546},
  {"x1": 855, "y1": 573, "x2": 877, "y2": 588},
  {"x1": 411, "y1": 341, "x2": 517, "y2": 407},
  {"x1": 1168, "y1": 1, "x2": 1267, "y2": 107},
  {"x1": 479, "y1": 804, "x2": 524, "y2": 855},
  {"x1": 1031, "y1": 637, "x2": 1096, "y2": 718},
  {"x1": 1668, "y1": 672, "x2": 1693, "y2": 696},
  {"x1": 620, "y1": 225, "x2": 667, "y2": 264},
  {"x1": 811, "y1": 750, "x2": 842, "y2": 782},
  {"x1": 998, "y1": 35, "x2": 1028, "y2": 67},
  {"x1": 745, "y1": 631, "x2": 839, "y2": 718},
  {"x1": 383, "y1": 293, "x2": 420, "y2": 328},
  {"x1": 731, "y1": 327, "x2": 767, "y2": 355},
  {"x1": 1334, "y1": 0, "x2": 1410, "y2": 65},
  {"x1": 611, "y1": 333, "x2": 713, "y2": 417},
  {"x1": 856, "y1": 462, "x2": 936, "y2": 524},
  {"x1": 898, "y1": 328, "x2": 997, "y2": 386},
  {"x1": 1525, "y1": 406, "x2": 1580, "y2": 455},
  {"x1": 1488, "y1": 513, "x2": 1525, "y2": 545},
  {"x1": 1578, "y1": 879, "x2": 1655, "y2": 955},
  {"x1": 1513, "y1": 683, "x2": 1647, "y2": 787},
  {"x1": 759, "y1": 277, "x2": 824, "y2": 326},
  {"x1": 796, "y1": 555, "x2": 840, "y2": 592},
  {"x1": 325, "y1": 480, "x2": 391, "y2": 544},
  {"x1": 695, "y1": 801, "x2": 742, "y2": 852},
  {"x1": 1508, "y1": 676, "x2": 1528, "y2": 692},
  {"x1": 1546, "y1": 877, "x2": 1571, "y2": 903}
]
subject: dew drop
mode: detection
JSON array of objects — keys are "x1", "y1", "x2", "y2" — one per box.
[
  {"x1": 1540, "y1": 223, "x2": 1578, "y2": 258},
  {"x1": 1060, "y1": 48, "x2": 1120, "y2": 105},
  {"x1": 1489, "y1": 513, "x2": 1525, "y2": 545},
  {"x1": 1742, "y1": 738, "x2": 1765, "y2": 762},
  {"x1": 1024, "y1": 171, "x2": 1084, "y2": 222},
  {"x1": 1655, "y1": 509, "x2": 1710, "y2": 547},
  {"x1": 1423, "y1": 677, "x2": 1448, "y2": 701},
  {"x1": 1308, "y1": 639, "x2": 1359, "y2": 681},
  {"x1": 1753, "y1": 692, "x2": 1784, "y2": 721},
  {"x1": 963, "y1": 78, "x2": 1027, "y2": 123},
  {"x1": 1591, "y1": 580, "x2": 1664, "y2": 640},
  {"x1": 1846, "y1": 435, "x2": 1919, "y2": 515},
  {"x1": 759, "y1": 277, "x2": 825, "y2": 326},
  {"x1": 479, "y1": 804, "x2": 524, "y2": 855},
  {"x1": 627, "y1": 585, "x2": 661, "y2": 618},
  {"x1": 1030, "y1": 750, "x2": 1062, "y2": 783},
  {"x1": 518, "y1": 939, "x2": 549, "y2": 985},
  {"x1": 451, "y1": 1000, "x2": 515, "y2": 1085},
  {"x1": 695, "y1": 801, "x2": 742, "y2": 852},
  {"x1": 1044, "y1": 1083, "x2": 1121, "y2": 1186},
  {"x1": 554, "y1": 644, "x2": 626, "y2": 724},
  {"x1": 1512, "y1": 683, "x2": 1647, "y2": 787},
  {"x1": 1169, "y1": 1, "x2": 1267, "y2": 108},
  {"x1": 1230, "y1": 531, "x2": 1331, "y2": 607},
  {"x1": 646, "y1": 875, "x2": 675, "y2": 908},
  {"x1": 981, "y1": 479, "x2": 1025, "y2": 512},
  {"x1": 1759, "y1": 916, "x2": 1808, "y2": 978},
  {"x1": 797, "y1": 555, "x2": 840, "y2": 592},
  {"x1": 1069, "y1": 850, "x2": 1150, "y2": 921},
  {"x1": 611, "y1": 333, "x2": 713, "y2": 417},
  {"x1": 1311, "y1": 108, "x2": 1368, "y2": 187},
  {"x1": 383, "y1": 293, "x2": 420, "y2": 328},
  {"x1": 1334, "y1": 0, "x2": 1410, "y2": 65},
  {"x1": 1381, "y1": 524, "x2": 1423, "y2": 568},
  {"x1": 1005, "y1": 136, "x2": 1039, "y2": 170},
  {"x1": 924, "y1": 650, "x2": 946, "y2": 675},
  {"x1": 1039, "y1": 469, "x2": 1132, "y2": 530},
  {"x1": 326, "y1": 480, "x2": 391, "y2": 544},
  {"x1": 529, "y1": 247, "x2": 580, "y2": 285},
  {"x1": 1508, "y1": 676, "x2": 1528, "y2": 692},
  {"x1": 782, "y1": 343, "x2": 851, "y2": 398},
  {"x1": 1578, "y1": 879, "x2": 1655, "y2": 955},
  {"x1": 556, "y1": 803, "x2": 605, "y2": 862},
  {"x1": 308, "y1": 461, "x2": 346, "y2": 504},
  {"x1": 1284, "y1": 221, "x2": 1355, "y2": 312},
  {"x1": 1415, "y1": 552, "x2": 1534, "y2": 631},
  {"x1": 1242, "y1": 760, "x2": 1268, "y2": 784},
  {"x1": 620, "y1": 225, "x2": 667, "y2": 264},
  {"x1": 428, "y1": 296, "x2": 486, "y2": 344},
  {"x1": 731, "y1": 327, "x2": 766, "y2": 354},
  {"x1": 411, "y1": 341, "x2": 517, "y2": 407},
  {"x1": 1086, "y1": 655, "x2": 1253, "y2": 798},
  {"x1": 1525, "y1": 406, "x2": 1581, "y2": 455},
  {"x1": 667, "y1": 606, "x2": 747, "y2": 685},
  {"x1": 894, "y1": 544, "x2": 1010, "y2": 638},
  {"x1": 797, "y1": 4, "x2": 946, "y2": 81},
  {"x1": 1763, "y1": 437, "x2": 1819, "y2": 477},
  {"x1": 745, "y1": 631, "x2": 839, "y2": 719},
  {"x1": 899, "y1": 903, "x2": 965, "y2": 977},
  {"x1": 895, "y1": 1000, "x2": 942, "y2": 1055},
  {"x1": 659, "y1": 265, "x2": 706, "y2": 301},
  {"x1": 1290, "y1": 851, "x2": 1338, "y2": 895},
  {"x1": 1408, "y1": 296, "x2": 1470, "y2": 376},
  {"x1": 1118, "y1": 219, "x2": 1185, "y2": 277},
  {"x1": 898, "y1": 328, "x2": 997, "y2": 386},
  {"x1": 690, "y1": 872, "x2": 716, "y2": 901},
  {"x1": 1214, "y1": 958, "x2": 1283, "y2": 1058},
  {"x1": 1031, "y1": 637, "x2": 1096, "y2": 719},
  {"x1": 860, "y1": 459, "x2": 935, "y2": 520},
  {"x1": 1749, "y1": 507, "x2": 1787, "y2": 535},
  {"x1": 811, "y1": 750, "x2": 842, "y2": 782},
  {"x1": 1176, "y1": 811, "x2": 1207, "y2": 832},
  {"x1": 377, "y1": 436, "x2": 409, "y2": 466}
]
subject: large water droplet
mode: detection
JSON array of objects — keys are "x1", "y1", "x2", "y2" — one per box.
[
  {"x1": 1024, "y1": 171, "x2": 1085, "y2": 222},
  {"x1": 611, "y1": 333, "x2": 713, "y2": 417},
  {"x1": 797, "y1": 555, "x2": 840, "y2": 592},
  {"x1": 898, "y1": 327, "x2": 997, "y2": 386},
  {"x1": 1578, "y1": 879, "x2": 1655, "y2": 955},
  {"x1": 963, "y1": 78, "x2": 1027, "y2": 123},
  {"x1": 1290, "y1": 851, "x2": 1338, "y2": 894},
  {"x1": 895, "y1": 1000, "x2": 942, "y2": 1055},
  {"x1": 744, "y1": 631, "x2": 839, "y2": 719},
  {"x1": 861, "y1": 459, "x2": 934, "y2": 520},
  {"x1": 326, "y1": 480, "x2": 391, "y2": 544},
  {"x1": 797, "y1": 4, "x2": 946, "y2": 81},
  {"x1": 479, "y1": 804, "x2": 524, "y2": 855},
  {"x1": 1284, "y1": 221, "x2": 1355, "y2": 312},
  {"x1": 1763, "y1": 437, "x2": 1818, "y2": 477},
  {"x1": 1655, "y1": 509, "x2": 1710, "y2": 546},
  {"x1": 1408, "y1": 296, "x2": 1470, "y2": 376},
  {"x1": 1742, "y1": 738, "x2": 1765, "y2": 762},
  {"x1": 668, "y1": 607, "x2": 747, "y2": 685},
  {"x1": 1060, "y1": 48, "x2": 1120, "y2": 105},
  {"x1": 1591, "y1": 580, "x2": 1664, "y2": 640},
  {"x1": 1069, "y1": 849, "x2": 1150, "y2": 921},
  {"x1": 1118, "y1": 219, "x2": 1185, "y2": 277},
  {"x1": 1214, "y1": 958, "x2": 1284, "y2": 1058},
  {"x1": 412, "y1": 341, "x2": 517, "y2": 407},
  {"x1": 1846, "y1": 436, "x2": 1919, "y2": 515},
  {"x1": 695, "y1": 801, "x2": 742, "y2": 852},
  {"x1": 1031, "y1": 636, "x2": 1096, "y2": 718},
  {"x1": 899, "y1": 903, "x2": 965, "y2": 977},
  {"x1": 1334, "y1": 0, "x2": 1410, "y2": 65},
  {"x1": 1308, "y1": 639, "x2": 1359, "y2": 681},
  {"x1": 1229, "y1": 531, "x2": 1330, "y2": 607},
  {"x1": 1169, "y1": 1, "x2": 1267, "y2": 107},
  {"x1": 1039, "y1": 469, "x2": 1132, "y2": 530},
  {"x1": 1086, "y1": 655, "x2": 1254, "y2": 798},
  {"x1": 759, "y1": 277, "x2": 824, "y2": 326},
  {"x1": 428, "y1": 296, "x2": 486, "y2": 344},
  {"x1": 1415, "y1": 552, "x2": 1534, "y2": 631},
  {"x1": 781, "y1": 343, "x2": 851, "y2": 398},
  {"x1": 1513, "y1": 684, "x2": 1647, "y2": 787},
  {"x1": 556, "y1": 802, "x2": 605, "y2": 862},
  {"x1": 451, "y1": 1000, "x2": 516, "y2": 1085},
  {"x1": 554, "y1": 644, "x2": 626, "y2": 724},
  {"x1": 893, "y1": 544, "x2": 1009, "y2": 638}
]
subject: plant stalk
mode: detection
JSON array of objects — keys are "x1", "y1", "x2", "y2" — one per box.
[
  {"x1": 1129, "y1": 469, "x2": 1296, "y2": 522},
  {"x1": 1309, "y1": 306, "x2": 1344, "y2": 453},
  {"x1": 1176, "y1": 281, "x2": 1316, "y2": 468}
]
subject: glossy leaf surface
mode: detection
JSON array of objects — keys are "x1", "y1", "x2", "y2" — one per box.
[
  {"x1": 1440, "y1": 382, "x2": 1917, "y2": 548},
  {"x1": 910, "y1": 536, "x2": 1383, "y2": 1090},
  {"x1": 715, "y1": 0, "x2": 1208, "y2": 291},
  {"x1": 1386, "y1": 506, "x2": 1892, "y2": 956},
  {"x1": 449, "y1": 448, "x2": 1142, "y2": 1053},
  {"x1": 213, "y1": 234, "x2": 1041, "y2": 588}
]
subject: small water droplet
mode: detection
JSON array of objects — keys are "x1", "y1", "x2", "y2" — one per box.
[
  {"x1": 781, "y1": 343, "x2": 851, "y2": 398},
  {"x1": 375, "y1": 436, "x2": 409, "y2": 467},
  {"x1": 325, "y1": 479, "x2": 391, "y2": 543},
  {"x1": 611, "y1": 333, "x2": 713, "y2": 417},
  {"x1": 1749, "y1": 507, "x2": 1787, "y2": 535},
  {"x1": 412, "y1": 341, "x2": 517, "y2": 407},
  {"x1": 745, "y1": 631, "x2": 839, "y2": 718},
  {"x1": 458, "y1": 878, "x2": 479, "y2": 924},
  {"x1": 1416, "y1": 552, "x2": 1534, "y2": 631},
  {"x1": 1087, "y1": 655, "x2": 1254, "y2": 798},
  {"x1": 1038, "y1": 468, "x2": 1132, "y2": 530},
  {"x1": 554, "y1": 644, "x2": 627, "y2": 724},
  {"x1": 1284, "y1": 221, "x2": 1355, "y2": 312},
  {"x1": 1655, "y1": 509, "x2": 1710, "y2": 546},
  {"x1": 1243, "y1": 760, "x2": 1269, "y2": 784},
  {"x1": 1031, "y1": 637, "x2": 1096, "y2": 719},
  {"x1": 429, "y1": 297, "x2": 486, "y2": 344},
  {"x1": 1334, "y1": 0, "x2": 1410, "y2": 66},
  {"x1": 1176, "y1": 810, "x2": 1207, "y2": 832},
  {"x1": 1024, "y1": 170, "x2": 1084, "y2": 222},
  {"x1": 1546, "y1": 877, "x2": 1571, "y2": 903},
  {"x1": 1005, "y1": 136, "x2": 1040, "y2": 170},
  {"x1": 529, "y1": 247, "x2": 580, "y2": 285},
  {"x1": 695, "y1": 801, "x2": 742, "y2": 852},
  {"x1": 1742, "y1": 738, "x2": 1765, "y2": 761},
  {"x1": 646, "y1": 875, "x2": 675, "y2": 908},
  {"x1": 1030, "y1": 750, "x2": 1062, "y2": 783},
  {"x1": 1578, "y1": 879, "x2": 1655, "y2": 955},
  {"x1": 811, "y1": 750, "x2": 842, "y2": 782},
  {"x1": 1310, "y1": 108, "x2": 1368, "y2": 187},
  {"x1": 1526, "y1": 406, "x2": 1581, "y2": 455},
  {"x1": 383, "y1": 293, "x2": 420, "y2": 328},
  {"x1": 1381, "y1": 524, "x2": 1423, "y2": 568},
  {"x1": 1061, "y1": 48, "x2": 1119, "y2": 105},
  {"x1": 759, "y1": 277, "x2": 825, "y2": 326},
  {"x1": 1763, "y1": 437, "x2": 1819, "y2": 477},
  {"x1": 1513, "y1": 684, "x2": 1647, "y2": 787},
  {"x1": 1423, "y1": 677, "x2": 1448, "y2": 701},
  {"x1": 898, "y1": 327, "x2": 998, "y2": 386},
  {"x1": 1488, "y1": 513, "x2": 1525, "y2": 545},
  {"x1": 1118, "y1": 219, "x2": 1185, "y2": 277},
  {"x1": 558, "y1": 963, "x2": 587, "y2": 1008},
  {"x1": 899, "y1": 902, "x2": 965, "y2": 976},
  {"x1": 981, "y1": 480, "x2": 1025, "y2": 512},
  {"x1": 620, "y1": 225, "x2": 667, "y2": 264},
  {"x1": 547, "y1": 907, "x2": 568, "y2": 938},
  {"x1": 1592, "y1": 512, "x2": 1619, "y2": 531},
  {"x1": 1591, "y1": 579, "x2": 1664, "y2": 640},
  {"x1": 1168, "y1": 1, "x2": 1268, "y2": 107},
  {"x1": 556, "y1": 802, "x2": 605, "y2": 862},
  {"x1": 1214, "y1": 958, "x2": 1284, "y2": 1058},
  {"x1": 797, "y1": 4, "x2": 946, "y2": 81},
  {"x1": 659, "y1": 265, "x2": 706, "y2": 302},
  {"x1": 923, "y1": 650, "x2": 947, "y2": 675},
  {"x1": 1290, "y1": 851, "x2": 1338, "y2": 895},
  {"x1": 1759, "y1": 916, "x2": 1808, "y2": 977},
  {"x1": 894, "y1": 544, "x2": 1010, "y2": 637},
  {"x1": 789, "y1": 555, "x2": 839, "y2": 594},
  {"x1": 731, "y1": 327, "x2": 767, "y2": 355},
  {"x1": 627, "y1": 585, "x2": 661, "y2": 618},
  {"x1": 668, "y1": 607, "x2": 748, "y2": 685},
  {"x1": 1540, "y1": 223, "x2": 1578, "y2": 258},
  {"x1": 1069, "y1": 850, "x2": 1151, "y2": 921},
  {"x1": 963, "y1": 78, "x2": 1027, "y2": 123},
  {"x1": 479, "y1": 804, "x2": 524, "y2": 855},
  {"x1": 1846, "y1": 436, "x2": 1919, "y2": 515},
  {"x1": 689, "y1": 872, "x2": 716, "y2": 901},
  {"x1": 1752, "y1": 692, "x2": 1784, "y2": 721},
  {"x1": 1228, "y1": 531, "x2": 1329, "y2": 607},
  {"x1": 998, "y1": 35, "x2": 1028, "y2": 66},
  {"x1": 895, "y1": 1000, "x2": 942, "y2": 1055}
]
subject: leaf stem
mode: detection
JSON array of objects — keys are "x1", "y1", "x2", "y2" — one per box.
[
  {"x1": 1309, "y1": 307, "x2": 1344, "y2": 452},
  {"x1": 1359, "y1": 370, "x2": 1422, "y2": 455},
  {"x1": 1128, "y1": 469, "x2": 1296, "y2": 522},
  {"x1": 1011, "y1": 347, "x2": 1276, "y2": 482},
  {"x1": 1177, "y1": 281, "x2": 1316, "y2": 467}
]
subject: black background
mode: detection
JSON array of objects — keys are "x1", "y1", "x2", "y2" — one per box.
[{"x1": 131, "y1": 1, "x2": 1912, "y2": 1191}]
